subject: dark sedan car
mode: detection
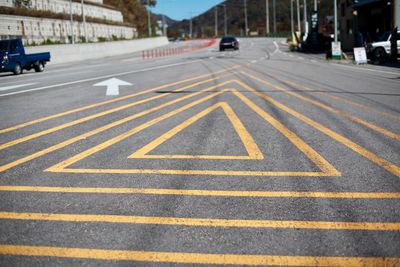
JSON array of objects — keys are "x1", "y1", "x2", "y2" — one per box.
[{"x1": 219, "y1": 36, "x2": 239, "y2": 51}]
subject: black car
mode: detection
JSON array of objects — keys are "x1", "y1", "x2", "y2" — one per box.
[{"x1": 219, "y1": 36, "x2": 239, "y2": 51}]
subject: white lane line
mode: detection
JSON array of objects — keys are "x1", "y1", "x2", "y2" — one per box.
[
  {"x1": 298, "y1": 57, "x2": 304, "y2": 60},
  {"x1": 122, "y1": 57, "x2": 141, "y2": 62},
  {"x1": 0, "y1": 83, "x2": 37, "y2": 92},
  {"x1": 45, "y1": 69, "x2": 95, "y2": 75},
  {"x1": 0, "y1": 60, "x2": 203, "y2": 97},
  {"x1": 331, "y1": 63, "x2": 400, "y2": 76},
  {"x1": 251, "y1": 60, "x2": 258, "y2": 63}
]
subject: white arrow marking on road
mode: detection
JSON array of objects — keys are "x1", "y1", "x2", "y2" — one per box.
[
  {"x1": 0, "y1": 83, "x2": 36, "y2": 92},
  {"x1": 94, "y1": 78, "x2": 132, "y2": 96}
]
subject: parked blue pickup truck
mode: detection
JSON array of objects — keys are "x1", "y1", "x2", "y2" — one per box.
[{"x1": 0, "y1": 39, "x2": 50, "y2": 75}]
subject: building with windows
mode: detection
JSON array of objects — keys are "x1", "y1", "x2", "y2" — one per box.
[{"x1": 0, "y1": 0, "x2": 137, "y2": 44}]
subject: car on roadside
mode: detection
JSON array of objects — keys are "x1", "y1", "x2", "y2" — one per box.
[
  {"x1": 219, "y1": 36, "x2": 239, "y2": 51},
  {"x1": 0, "y1": 39, "x2": 50, "y2": 75},
  {"x1": 366, "y1": 30, "x2": 400, "y2": 63}
]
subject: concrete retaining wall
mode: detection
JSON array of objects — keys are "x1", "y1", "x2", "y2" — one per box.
[{"x1": 25, "y1": 37, "x2": 169, "y2": 64}]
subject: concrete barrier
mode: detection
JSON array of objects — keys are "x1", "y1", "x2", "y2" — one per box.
[{"x1": 25, "y1": 37, "x2": 169, "y2": 65}]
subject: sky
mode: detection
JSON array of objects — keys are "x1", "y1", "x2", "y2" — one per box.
[{"x1": 151, "y1": 0, "x2": 224, "y2": 21}]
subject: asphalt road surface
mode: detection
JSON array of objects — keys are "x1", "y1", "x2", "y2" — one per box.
[{"x1": 0, "y1": 38, "x2": 399, "y2": 266}]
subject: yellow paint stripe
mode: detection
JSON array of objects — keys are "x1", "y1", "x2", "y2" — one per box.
[
  {"x1": 0, "y1": 66, "x2": 240, "y2": 134},
  {"x1": 0, "y1": 82, "x2": 233, "y2": 172},
  {"x1": 46, "y1": 90, "x2": 228, "y2": 172},
  {"x1": 232, "y1": 82, "x2": 340, "y2": 176},
  {"x1": 238, "y1": 74, "x2": 400, "y2": 177},
  {"x1": 1, "y1": 186, "x2": 400, "y2": 199},
  {"x1": 49, "y1": 168, "x2": 329, "y2": 176},
  {"x1": 241, "y1": 71, "x2": 399, "y2": 139},
  {"x1": 0, "y1": 245, "x2": 399, "y2": 266},
  {"x1": 129, "y1": 101, "x2": 263, "y2": 160},
  {"x1": 261, "y1": 70, "x2": 400, "y2": 122},
  {"x1": 0, "y1": 211, "x2": 399, "y2": 230},
  {"x1": 0, "y1": 72, "x2": 234, "y2": 151},
  {"x1": 48, "y1": 87, "x2": 336, "y2": 176}
]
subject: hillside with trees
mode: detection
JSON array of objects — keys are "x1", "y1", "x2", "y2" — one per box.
[
  {"x1": 168, "y1": 0, "x2": 334, "y2": 38},
  {"x1": 104, "y1": 0, "x2": 157, "y2": 37}
]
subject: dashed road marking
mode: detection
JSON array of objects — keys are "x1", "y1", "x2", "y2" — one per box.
[{"x1": 0, "y1": 83, "x2": 37, "y2": 92}]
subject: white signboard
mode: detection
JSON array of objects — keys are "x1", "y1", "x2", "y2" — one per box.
[
  {"x1": 332, "y1": 42, "x2": 341, "y2": 60},
  {"x1": 353, "y1": 47, "x2": 368, "y2": 64}
]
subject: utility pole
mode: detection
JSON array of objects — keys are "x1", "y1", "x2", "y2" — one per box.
[
  {"x1": 70, "y1": 0, "x2": 74, "y2": 44},
  {"x1": 334, "y1": 0, "x2": 338, "y2": 43},
  {"x1": 265, "y1": 0, "x2": 269, "y2": 35},
  {"x1": 244, "y1": 0, "x2": 248, "y2": 36},
  {"x1": 290, "y1": 0, "x2": 294, "y2": 35},
  {"x1": 162, "y1": 14, "x2": 166, "y2": 36},
  {"x1": 296, "y1": 0, "x2": 301, "y2": 33},
  {"x1": 303, "y1": 0, "x2": 307, "y2": 36},
  {"x1": 147, "y1": 0, "x2": 151, "y2": 37},
  {"x1": 222, "y1": 4, "x2": 227, "y2": 36},
  {"x1": 314, "y1": 0, "x2": 317, "y2": 11},
  {"x1": 273, "y1": 0, "x2": 276, "y2": 33},
  {"x1": 189, "y1": 13, "x2": 193, "y2": 38},
  {"x1": 215, "y1": 6, "x2": 218, "y2": 37},
  {"x1": 81, "y1": 0, "x2": 87, "y2": 42}
]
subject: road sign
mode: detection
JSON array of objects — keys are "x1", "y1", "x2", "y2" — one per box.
[
  {"x1": 332, "y1": 42, "x2": 341, "y2": 60},
  {"x1": 353, "y1": 47, "x2": 368, "y2": 64}
]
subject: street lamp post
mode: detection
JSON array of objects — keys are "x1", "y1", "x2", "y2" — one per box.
[
  {"x1": 296, "y1": 0, "x2": 301, "y2": 33},
  {"x1": 303, "y1": 0, "x2": 307, "y2": 36},
  {"x1": 266, "y1": 0, "x2": 270, "y2": 35},
  {"x1": 244, "y1": 0, "x2": 248, "y2": 36},
  {"x1": 334, "y1": 0, "x2": 338, "y2": 43},
  {"x1": 70, "y1": 0, "x2": 74, "y2": 44},
  {"x1": 215, "y1": 6, "x2": 218, "y2": 37},
  {"x1": 81, "y1": 0, "x2": 87, "y2": 42},
  {"x1": 147, "y1": 0, "x2": 152, "y2": 37},
  {"x1": 273, "y1": 0, "x2": 276, "y2": 33},
  {"x1": 290, "y1": 0, "x2": 294, "y2": 35},
  {"x1": 189, "y1": 14, "x2": 193, "y2": 38},
  {"x1": 222, "y1": 4, "x2": 227, "y2": 36}
]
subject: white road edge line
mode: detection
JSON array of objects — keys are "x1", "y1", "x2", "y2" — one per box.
[
  {"x1": 0, "y1": 83, "x2": 37, "y2": 92},
  {"x1": 331, "y1": 63, "x2": 400, "y2": 75},
  {"x1": 0, "y1": 60, "x2": 203, "y2": 97}
]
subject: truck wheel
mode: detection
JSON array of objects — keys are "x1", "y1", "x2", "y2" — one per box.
[
  {"x1": 373, "y1": 47, "x2": 386, "y2": 64},
  {"x1": 13, "y1": 63, "x2": 22, "y2": 75},
  {"x1": 34, "y1": 62, "x2": 44, "y2": 72}
]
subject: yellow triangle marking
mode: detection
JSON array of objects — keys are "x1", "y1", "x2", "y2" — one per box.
[{"x1": 129, "y1": 102, "x2": 264, "y2": 160}]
